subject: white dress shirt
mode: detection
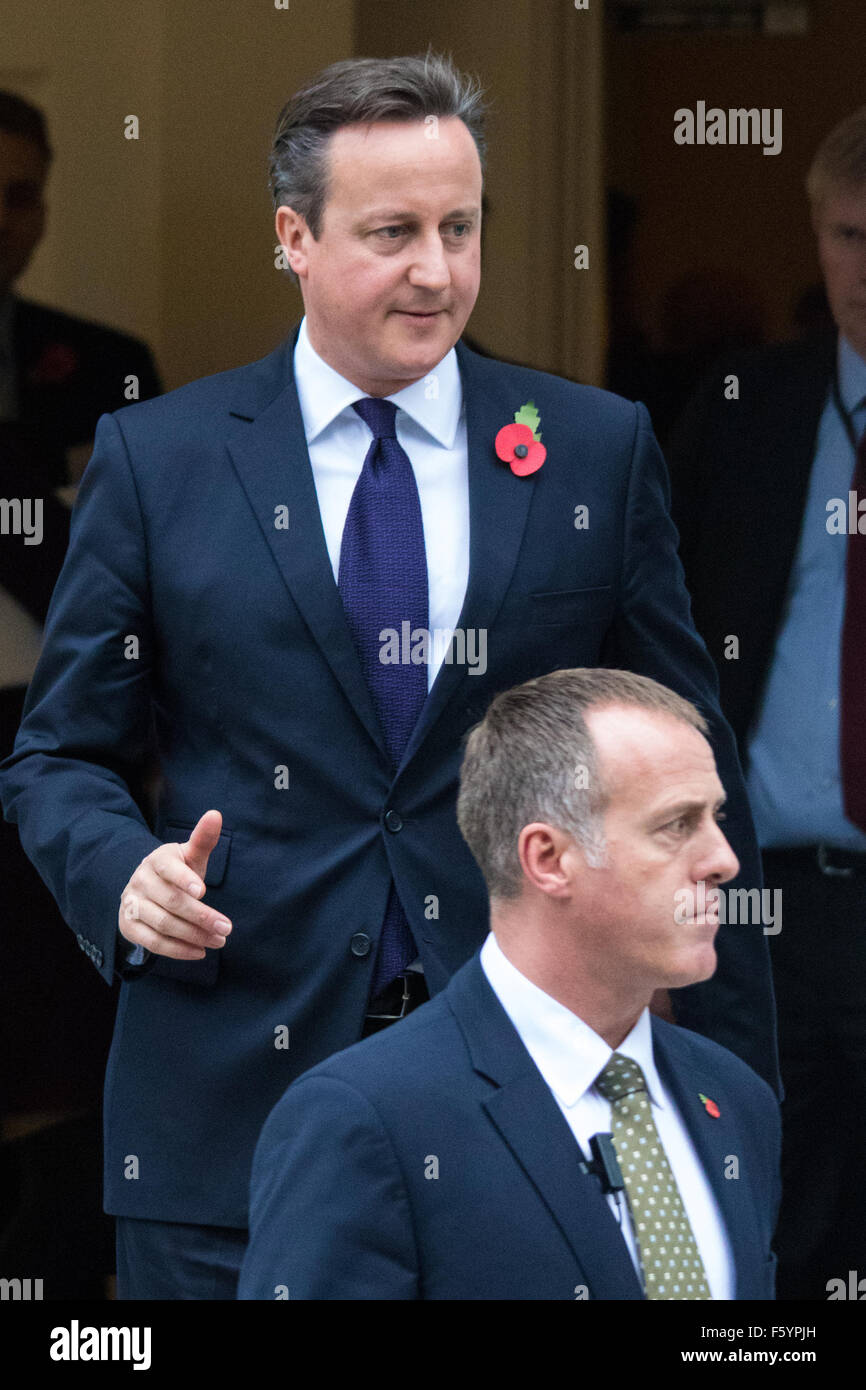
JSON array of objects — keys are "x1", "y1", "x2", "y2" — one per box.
[
  {"x1": 480, "y1": 932, "x2": 735, "y2": 1299},
  {"x1": 293, "y1": 315, "x2": 470, "y2": 691}
]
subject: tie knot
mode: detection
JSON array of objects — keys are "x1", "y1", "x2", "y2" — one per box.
[
  {"x1": 594, "y1": 1052, "x2": 648, "y2": 1103},
  {"x1": 353, "y1": 396, "x2": 398, "y2": 440}
]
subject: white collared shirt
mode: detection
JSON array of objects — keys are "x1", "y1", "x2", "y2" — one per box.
[
  {"x1": 293, "y1": 315, "x2": 470, "y2": 691},
  {"x1": 480, "y1": 932, "x2": 735, "y2": 1299}
]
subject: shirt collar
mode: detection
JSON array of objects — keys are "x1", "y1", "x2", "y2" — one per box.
[
  {"x1": 837, "y1": 334, "x2": 866, "y2": 415},
  {"x1": 292, "y1": 314, "x2": 462, "y2": 449},
  {"x1": 480, "y1": 932, "x2": 666, "y2": 1111}
]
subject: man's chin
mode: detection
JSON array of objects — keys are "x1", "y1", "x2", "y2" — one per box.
[
  {"x1": 665, "y1": 944, "x2": 718, "y2": 990},
  {"x1": 382, "y1": 332, "x2": 457, "y2": 380}
]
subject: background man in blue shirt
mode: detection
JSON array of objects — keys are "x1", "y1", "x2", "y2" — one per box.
[{"x1": 668, "y1": 106, "x2": 866, "y2": 1300}]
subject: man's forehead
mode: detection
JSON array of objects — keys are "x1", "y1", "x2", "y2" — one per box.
[
  {"x1": 817, "y1": 183, "x2": 866, "y2": 224},
  {"x1": 586, "y1": 705, "x2": 715, "y2": 783},
  {"x1": 327, "y1": 116, "x2": 479, "y2": 180}
]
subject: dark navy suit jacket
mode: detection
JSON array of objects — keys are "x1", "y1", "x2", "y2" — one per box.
[
  {"x1": 666, "y1": 335, "x2": 838, "y2": 758},
  {"x1": 238, "y1": 954, "x2": 781, "y2": 1300},
  {"x1": 0, "y1": 326, "x2": 777, "y2": 1227}
]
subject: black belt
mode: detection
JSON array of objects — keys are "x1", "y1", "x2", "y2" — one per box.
[
  {"x1": 762, "y1": 844, "x2": 866, "y2": 879},
  {"x1": 366, "y1": 971, "x2": 429, "y2": 1022}
]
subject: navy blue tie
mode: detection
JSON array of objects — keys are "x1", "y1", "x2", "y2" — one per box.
[{"x1": 338, "y1": 397, "x2": 428, "y2": 993}]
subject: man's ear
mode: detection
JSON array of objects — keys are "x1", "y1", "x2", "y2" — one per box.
[
  {"x1": 275, "y1": 206, "x2": 308, "y2": 275},
  {"x1": 518, "y1": 823, "x2": 578, "y2": 900}
]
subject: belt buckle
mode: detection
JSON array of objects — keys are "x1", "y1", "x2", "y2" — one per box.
[
  {"x1": 817, "y1": 843, "x2": 854, "y2": 878},
  {"x1": 366, "y1": 973, "x2": 412, "y2": 1022}
]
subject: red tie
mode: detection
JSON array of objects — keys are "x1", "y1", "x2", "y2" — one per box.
[{"x1": 840, "y1": 431, "x2": 866, "y2": 832}]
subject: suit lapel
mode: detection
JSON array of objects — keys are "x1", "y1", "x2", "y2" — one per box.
[
  {"x1": 225, "y1": 331, "x2": 540, "y2": 768},
  {"x1": 447, "y1": 957, "x2": 644, "y2": 1300},
  {"x1": 397, "y1": 341, "x2": 539, "y2": 767},
  {"x1": 652, "y1": 1020, "x2": 759, "y2": 1299}
]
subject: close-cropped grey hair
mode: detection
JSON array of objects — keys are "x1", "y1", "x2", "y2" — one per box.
[
  {"x1": 456, "y1": 668, "x2": 709, "y2": 902},
  {"x1": 269, "y1": 50, "x2": 487, "y2": 281}
]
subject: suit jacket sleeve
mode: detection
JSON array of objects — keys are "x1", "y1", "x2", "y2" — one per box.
[
  {"x1": 238, "y1": 1074, "x2": 419, "y2": 1300},
  {"x1": 605, "y1": 402, "x2": 779, "y2": 1095},
  {"x1": 664, "y1": 361, "x2": 721, "y2": 580},
  {"x1": 0, "y1": 410, "x2": 164, "y2": 984}
]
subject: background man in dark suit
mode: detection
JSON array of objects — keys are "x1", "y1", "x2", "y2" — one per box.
[
  {"x1": 667, "y1": 107, "x2": 866, "y2": 1300},
  {"x1": 239, "y1": 669, "x2": 780, "y2": 1301},
  {"x1": 0, "y1": 53, "x2": 775, "y2": 1301},
  {"x1": 0, "y1": 90, "x2": 161, "y2": 1298}
]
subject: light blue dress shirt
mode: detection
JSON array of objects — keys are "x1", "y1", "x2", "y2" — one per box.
[{"x1": 745, "y1": 335, "x2": 866, "y2": 850}]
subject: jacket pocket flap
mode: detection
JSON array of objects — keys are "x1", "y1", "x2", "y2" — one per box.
[{"x1": 162, "y1": 822, "x2": 232, "y2": 886}]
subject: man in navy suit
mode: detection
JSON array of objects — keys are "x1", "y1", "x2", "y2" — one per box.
[
  {"x1": 239, "y1": 668, "x2": 780, "y2": 1300},
  {"x1": 0, "y1": 53, "x2": 776, "y2": 1299}
]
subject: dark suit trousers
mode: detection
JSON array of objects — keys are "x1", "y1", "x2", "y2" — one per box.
[
  {"x1": 116, "y1": 991, "x2": 429, "y2": 1299},
  {"x1": 115, "y1": 1217, "x2": 248, "y2": 1300},
  {"x1": 762, "y1": 849, "x2": 866, "y2": 1300}
]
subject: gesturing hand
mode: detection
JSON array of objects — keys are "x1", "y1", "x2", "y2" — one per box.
[{"x1": 118, "y1": 809, "x2": 232, "y2": 959}]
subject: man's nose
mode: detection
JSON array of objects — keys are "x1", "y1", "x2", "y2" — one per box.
[
  {"x1": 408, "y1": 233, "x2": 450, "y2": 289},
  {"x1": 699, "y1": 821, "x2": 740, "y2": 886}
]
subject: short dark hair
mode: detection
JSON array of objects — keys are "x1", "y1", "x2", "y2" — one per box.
[
  {"x1": 0, "y1": 91, "x2": 52, "y2": 163},
  {"x1": 269, "y1": 50, "x2": 486, "y2": 279}
]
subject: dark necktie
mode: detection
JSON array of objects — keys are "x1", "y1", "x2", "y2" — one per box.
[
  {"x1": 841, "y1": 429, "x2": 866, "y2": 833},
  {"x1": 338, "y1": 397, "x2": 428, "y2": 993}
]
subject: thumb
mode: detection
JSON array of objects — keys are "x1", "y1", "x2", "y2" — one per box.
[{"x1": 180, "y1": 809, "x2": 223, "y2": 880}]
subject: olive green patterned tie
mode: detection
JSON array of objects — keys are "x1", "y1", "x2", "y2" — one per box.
[{"x1": 594, "y1": 1052, "x2": 712, "y2": 1300}]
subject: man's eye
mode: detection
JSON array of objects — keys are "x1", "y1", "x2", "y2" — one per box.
[
  {"x1": 450, "y1": 223, "x2": 471, "y2": 237},
  {"x1": 377, "y1": 226, "x2": 406, "y2": 239},
  {"x1": 715, "y1": 810, "x2": 727, "y2": 824}
]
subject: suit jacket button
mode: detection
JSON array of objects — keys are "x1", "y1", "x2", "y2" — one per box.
[
  {"x1": 384, "y1": 809, "x2": 403, "y2": 833},
  {"x1": 350, "y1": 933, "x2": 372, "y2": 957}
]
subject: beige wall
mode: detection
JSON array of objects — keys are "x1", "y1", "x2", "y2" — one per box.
[
  {"x1": 4, "y1": 0, "x2": 165, "y2": 354},
  {"x1": 4, "y1": 0, "x2": 355, "y2": 389},
  {"x1": 157, "y1": 0, "x2": 354, "y2": 387}
]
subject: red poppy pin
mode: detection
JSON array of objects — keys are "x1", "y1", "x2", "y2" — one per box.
[
  {"x1": 494, "y1": 400, "x2": 547, "y2": 476},
  {"x1": 27, "y1": 342, "x2": 80, "y2": 386},
  {"x1": 698, "y1": 1092, "x2": 721, "y2": 1118}
]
